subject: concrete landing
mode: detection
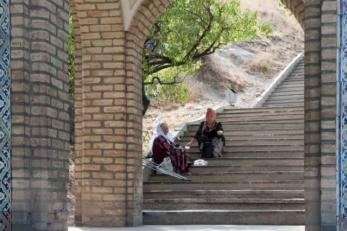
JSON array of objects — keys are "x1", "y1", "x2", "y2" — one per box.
[{"x1": 69, "y1": 226, "x2": 305, "y2": 231}]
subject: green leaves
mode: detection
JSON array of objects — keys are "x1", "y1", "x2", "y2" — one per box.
[{"x1": 143, "y1": 0, "x2": 263, "y2": 103}]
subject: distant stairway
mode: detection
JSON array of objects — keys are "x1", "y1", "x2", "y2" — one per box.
[{"x1": 143, "y1": 56, "x2": 305, "y2": 225}]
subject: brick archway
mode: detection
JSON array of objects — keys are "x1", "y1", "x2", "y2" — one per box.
[
  {"x1": 124, "y1": 0, "x2": 336, "y2": 230},
  {"x1": 5, "y1": 0, "x2": 340, "y2": 230}
]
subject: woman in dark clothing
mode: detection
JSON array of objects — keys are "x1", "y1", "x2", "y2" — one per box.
[
  {"x1": 186, "y1": 108, "x2": 225, "y2": 158},
  {"x1": 152, "y1": 123, "x2": 190, "y2": 174}
]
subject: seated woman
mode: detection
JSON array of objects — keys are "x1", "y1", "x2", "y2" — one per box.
[
  {"x1": 152, "y1": 122, "x2": 190, "y2": 174},
  {"x1": 186, "y1": 108, "x2": 225, "y2": 158}
]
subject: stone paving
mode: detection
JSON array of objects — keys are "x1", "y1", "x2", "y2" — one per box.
[{"x1": 69, "y1": 226, "x2": 305, "y2": 231}]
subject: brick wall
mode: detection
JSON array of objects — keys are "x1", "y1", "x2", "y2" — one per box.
[
  {"x1": 320, "y1": 1, "x2": 338, "y2": 230},
  {"x1": 8, "y1": 0, "x2": 340, "y2": 229},
  {"x1": 71, "y1": 0, "x2": 140, "y2": 227},
  {"x1": 304, "y1": 0, "x2": 323, "y2": 230},
  {"x1": 11, "y1": 0, "x2": 70, "y2": 230}
]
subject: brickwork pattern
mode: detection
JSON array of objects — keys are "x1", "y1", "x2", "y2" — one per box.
[
  {"x1": 320, "y1": 1, "x2": 338, "y2": 230},
  {"x1": 303, "y1": 1, "x2": 323, "y2": 230},
  {"x1": 7, "y1": 0, "x2": 340, "y2": 229},
  {"x1": 11, "y1": 0, "x2": 70, "y2": 230},
  {"x1": 70, "y1": 0, "x2": 142, "y2": 227}
]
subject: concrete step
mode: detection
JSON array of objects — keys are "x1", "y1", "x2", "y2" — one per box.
[
  {"x1": 179, "y1": 135, "x2": 304, "y2": 143},
  {"x1": 216, "y1": 114, "x2": 304, "y2": 121},
  {"x1": 264, "y1": 103, "x2": 304, "y2": 108},
  {"x1": 188, "y1": 147, "x2": 304, "y2": 154},
  {"x1": 188, "y1": 154, "x2": 304, "y2": 161},
  {"x1": 270, "y1": 90, "x2": 304, "y2": 95},
  {"x1": 183, "y1": 129, "x2": 304, "y2": 136},
  {"x1": 207, "y1": 120, "x2": 304, "y2": 125},
  {"x1": 144, "y1": 198, "x2": 305, "y2": 210},
  {"x1": 184, "y1": 135, "x2": 302, "y2": 142},
  {"x1": 270, "y1": 92, "x2": 304, "y2": 97},
  {"x1": 280, "y1": 83, "x2": 304, "y2": 87},
  {"x1": 276, "y1": 84, "x2": 304, "y2": 88},
  {"x1": 189, "y1": 155, "x2": 304, "y2": 162},
  {"x1": 190, "y1": 165, "x2": 304, "y2": 175},
  {"x1": 143, "y1": 58, "x2": 305, "y2": 225},
  {"x1": 265, "y1": 97, "x2": 303, "y2": 102},
  {"x1": 187, "y1": 146, "x2": 303, "y2": 153},
  {"x1": 265, "y1": 100, "x2": 304, "y2": 104},
  {"x1": 187, "y1": 120, "x2": 305, "y2": 125},
  {"x1": 188, "y1": 123, "x2": 304, "y2": 131},
  {"x1": 143, "y1": 210, "x2": 305, "y2": 225},
  {"x1": 221, "y1": 107, "x2": 303, "y2": 114},
  {"x1": 148, "y1": 171, "x2": 303, "y2": 183},
  {"x1": 143, "y1": 189, "x2": 304, "y2": 199},
  {"x1": 144, "y1": 180, "x2": 304, "y2": 191}
]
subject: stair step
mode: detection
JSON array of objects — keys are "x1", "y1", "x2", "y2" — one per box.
[
  {"x1": 188, "y1": 146, "x2": 303, "y2": 153},
  {"x1": 181, "y1": 133, "x2": 304, "y2": 140},
  {"x1": 144, "y1": 189, "x2": 305, "y2": 198},
  {"x1": 144, "y1": 181, "x2": 304, "y2": 191},
  {"x1": 270, "y1": 93, "x2": 304, "y2": 97},
  {"x1": 265, "y1": 96, "x2": 303, "y2": 101},
  {"x1": 188, "y1": 124, "x2": 304, "y2": 131},
  {"x1": 264, "y1": 103, "x2": 304, "y2": 108},
  {"x1": 188, "y1": 154, "x2": 303, "y2": 160},
  {"x1": 148, "y1": 172, "x2": 303, "y2": 183},
  {"x1": 188, "y1": 150, "x2": 303, "y2": 157},
  {"x1": 143, "y1": 210, "x2": 305, "y2": 225},
  {"x1": 217, "y1": 115, "x2": 304, "y2": 121},
  {"x1": 144, "y1": 198, "x2": 305, "y2": 210},
  {"x1": 222, "y1": 107, "x2": 303, "y2": 113},
  {"x1": 144, "y1": 57, "x2": 305, "y2": 225}
]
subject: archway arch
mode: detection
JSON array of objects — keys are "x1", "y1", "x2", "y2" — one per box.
[
  {"x1": 5, "y1": 0, "x2": 340, "y2": 230},
  {"x1": 122, "y1": 0, "x2": 325, "y2": 230}
]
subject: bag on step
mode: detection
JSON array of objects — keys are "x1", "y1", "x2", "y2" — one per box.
[{"x1": 157, "y1": 157, "x2": 173, "y2": 174}]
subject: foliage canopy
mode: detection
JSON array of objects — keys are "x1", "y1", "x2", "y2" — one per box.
[{"x1": 143, "y1": 0, "x2": 269, "y2": 104}]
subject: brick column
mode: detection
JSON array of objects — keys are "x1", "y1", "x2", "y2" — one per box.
[
  {"x1": 304, "y1": 0, "x2": 322, "y2": 230},
  {"x1": 72, "y1": 0, "x2": 140, "y2": 226},
  {"x1": 11, "y1": 0, "x2": 70, "y2": 230},
  {"x1": 320, "y1": 1, "x2": 338, "y2": 230}
]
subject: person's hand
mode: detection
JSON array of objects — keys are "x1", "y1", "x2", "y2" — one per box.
[
  {"x1": 185, "y1": 142, "x2": 192, "y2": 149},
  {"x1": 217, "y1": 130, "x2": 224, "y2": 136}
]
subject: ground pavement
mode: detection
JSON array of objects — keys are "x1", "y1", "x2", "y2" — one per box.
[{"x1": 69, "y1": 225, "x2": 305, "y2": 231}]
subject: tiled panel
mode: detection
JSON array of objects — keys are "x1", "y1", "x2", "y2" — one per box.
[
  {"x1": 0, "y1": 0, "x2": 11, "y2": 230},
  {"x1": 338, "y1": 0, "x2": 347, "y2": 228}
]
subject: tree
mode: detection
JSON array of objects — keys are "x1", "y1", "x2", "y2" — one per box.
[{"x1": 142, "y1": 0, "x2": 265, "y2": 114}]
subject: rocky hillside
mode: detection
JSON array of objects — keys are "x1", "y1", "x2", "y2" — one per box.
[{"x1": 142, "y1": 0, "x2": 304, "y2": 154}]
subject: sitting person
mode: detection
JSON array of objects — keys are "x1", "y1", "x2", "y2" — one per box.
[
  {"x1": 186, "y1": 108, "x2": 225, "y2": 158},
  {"x1": 152, "y1": 122, "x2": 190, "y2": 174}
]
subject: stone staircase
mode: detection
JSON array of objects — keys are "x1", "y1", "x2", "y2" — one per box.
[{"x1": 143, "y1": 58, "x2": 305, "y2": 225}]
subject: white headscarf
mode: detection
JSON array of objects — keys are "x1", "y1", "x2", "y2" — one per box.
[
  {"x1": 155, "y1": 123, "x2": 174, "y2": 143},
  {"x1": 147, "y1": 122, "x2": 174, "y2": 155}
]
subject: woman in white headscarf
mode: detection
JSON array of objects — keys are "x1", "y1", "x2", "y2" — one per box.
[{"x1": 152, "y1": 122, "x2": 190, "y2": 174}]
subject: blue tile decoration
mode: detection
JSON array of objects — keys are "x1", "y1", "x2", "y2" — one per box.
[
  {"x1": 338, "y1": 0, "x2": 347, "y2": 228},
  {"x1": 0, "y1": 0, "x2": 10, "y2": 230}
]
